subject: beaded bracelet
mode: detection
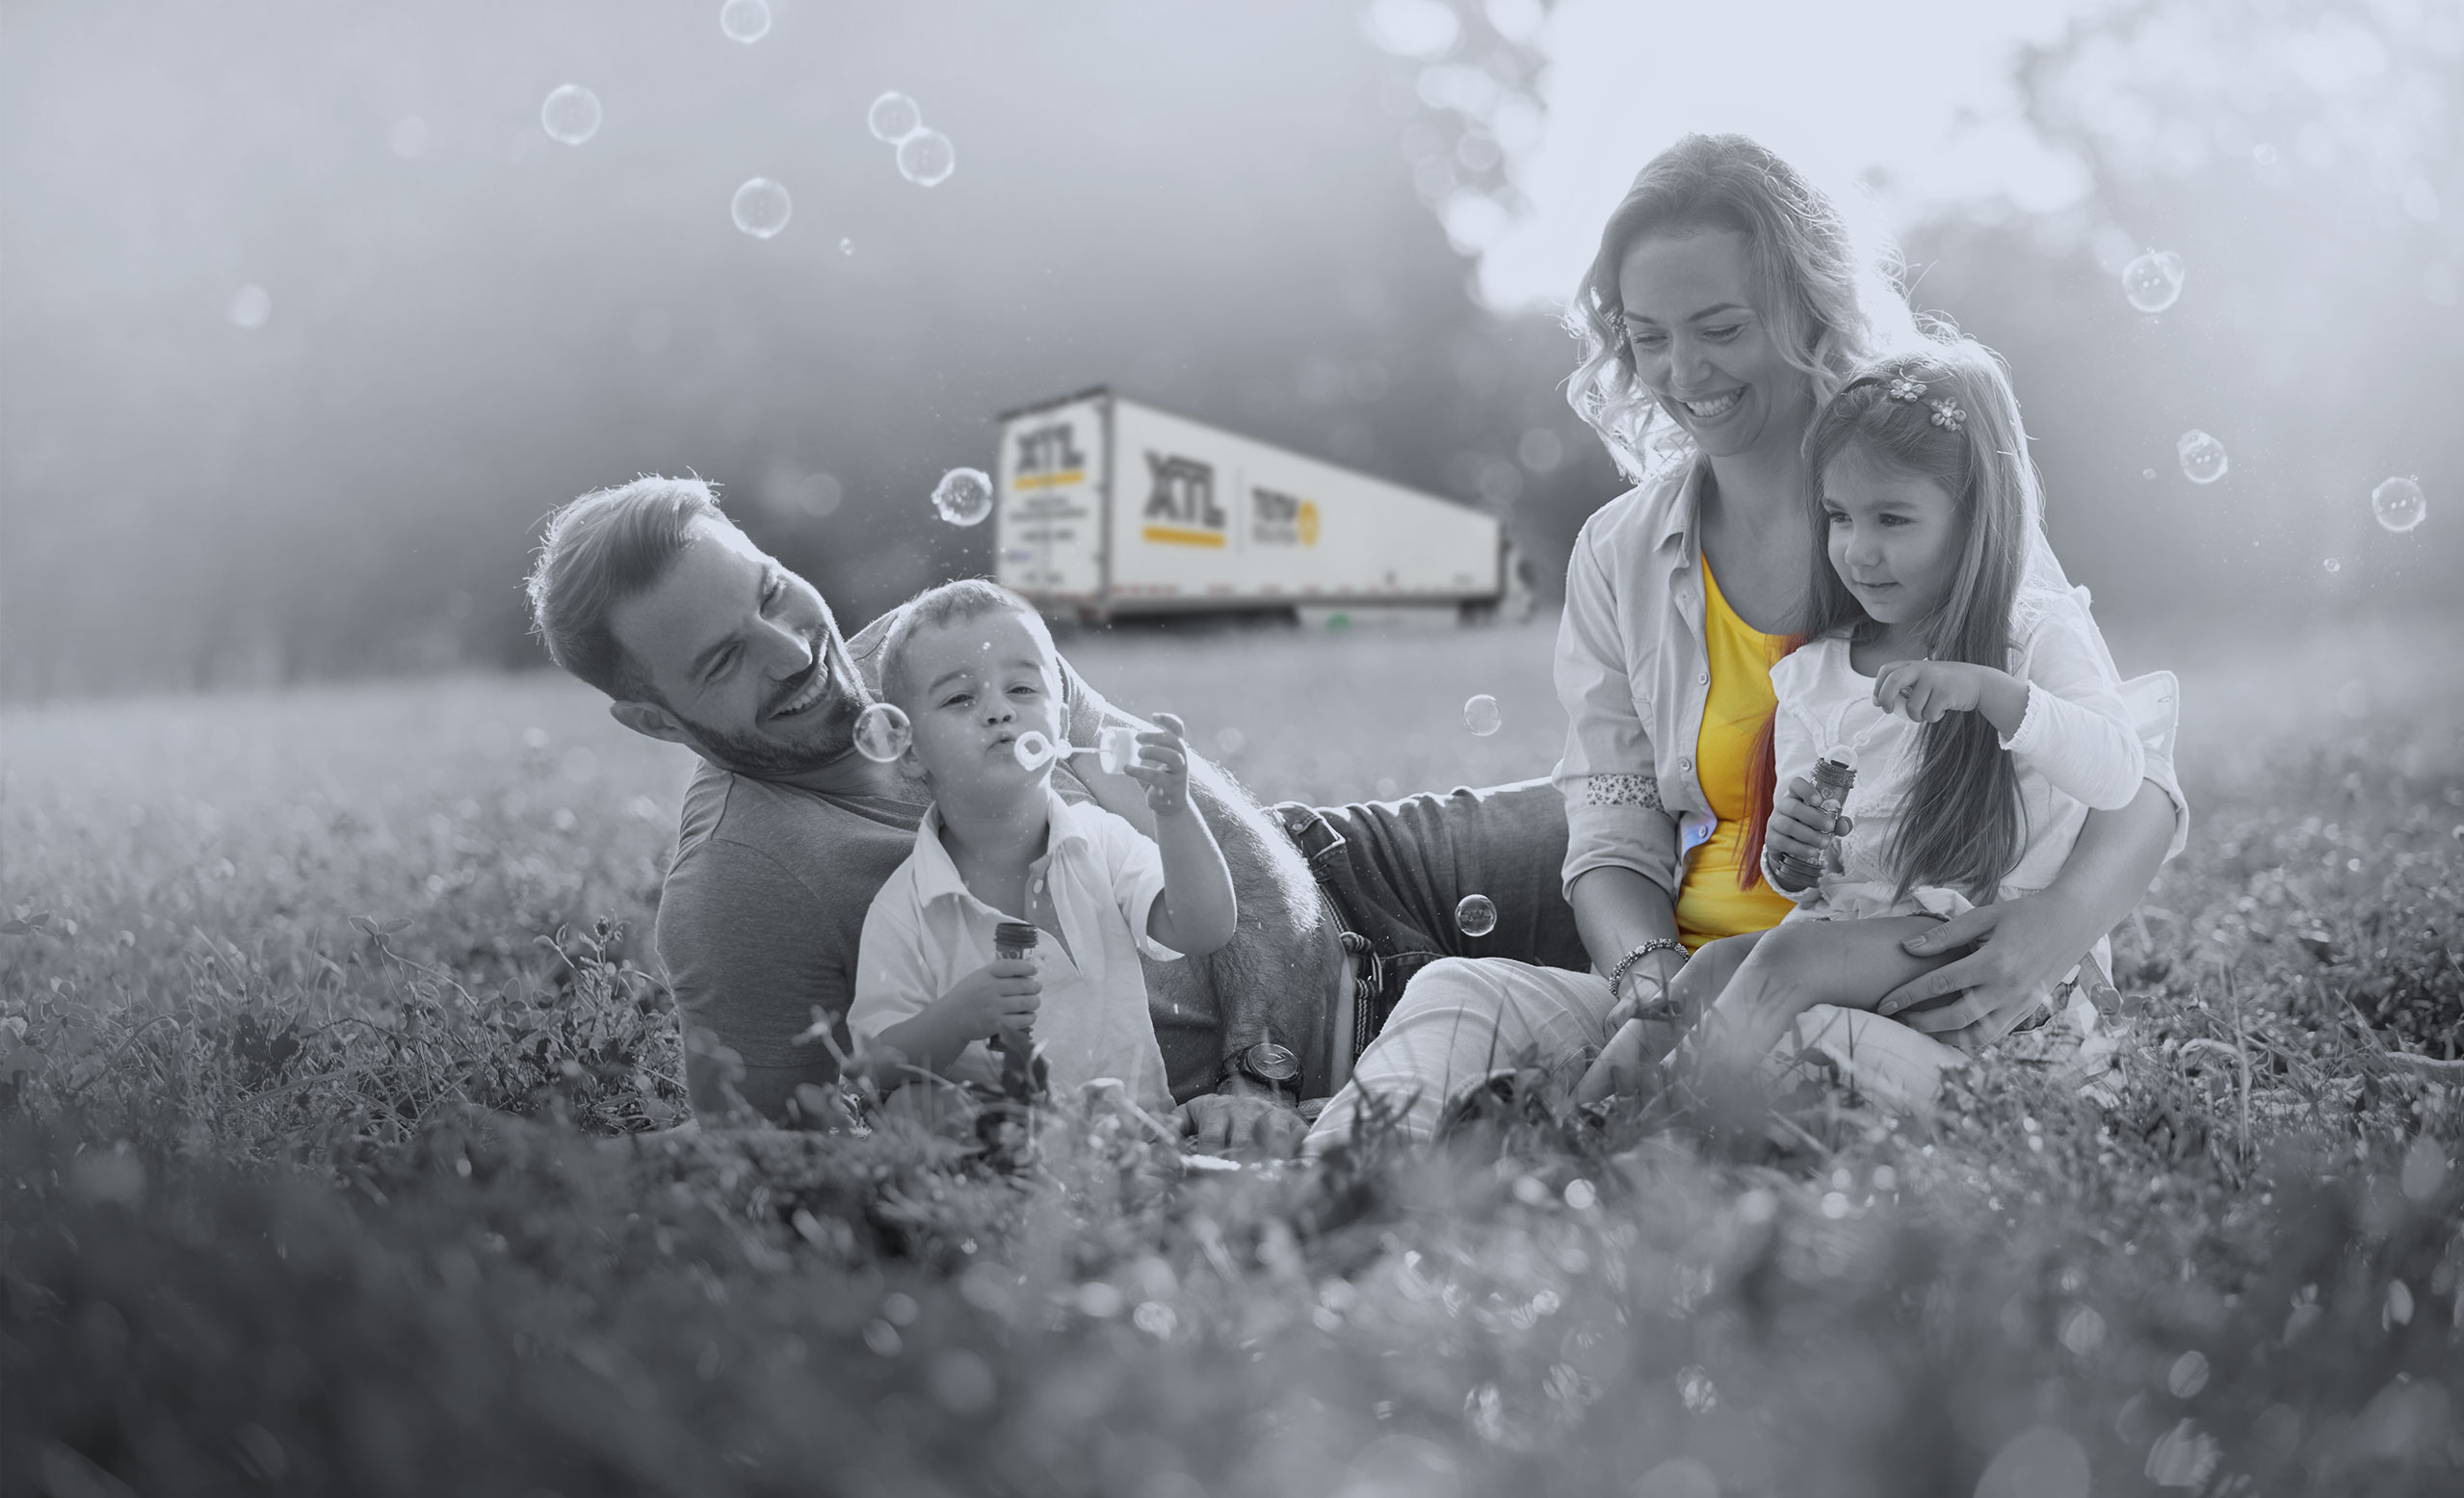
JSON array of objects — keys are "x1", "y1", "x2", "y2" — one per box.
[{"x1": 1607, "y1": 938, "x2": 1687, "y2": 1007}]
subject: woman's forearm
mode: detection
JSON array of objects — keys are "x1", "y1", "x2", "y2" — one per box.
[
  {"x1": 1568, "y1": 866, "x2": 1682, "y2": 976},
  {"x1": 2043, "y1": 779, "x2": 2175, "y2": 946}
]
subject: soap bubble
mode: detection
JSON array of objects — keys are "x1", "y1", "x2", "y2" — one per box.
[
  {"x1": 1012, "y1": 730, "x2": 1058, "y2": 771},
  {"x1": 540, "y1": 85, "x2": 603, "y2": 145},
  {"x1": 852, "y1": 703, "x2": 912, "y2": 763},
  {"x1": 932, "y1": 467, "x2": 994, "y2": 526},
  {"x1": 2372, "y1": 476, "x2": 2425, "y2": 533},
  {"x1": 228, "y1": 284, "x2": 272, "y2": 330},
  {"x1": 2142, "y1": 468, "x2": 2156, "y2": 480},
  {"x1": 2322, "y1": 557, "x2": 2341, "y2": 573},
  {"x1": 1463, "y1": 695, "x2": 1502, "y2": 736},
  {"x1": 719, "y1": 0, "x2": 771, "y2": 42},
  {"x1": 869, "y1": 92, "x2": 923, "y2": 143},
  {"x1": 1455, "y1": 894, "x2": 1498, "y2": 938},
  {"x1": 731, "y1": 177, "x2": 792, "y2": 238},
  {"x1": 2121, "y1": 250, "x2": 2186, "y2": 312},
  {"x1": 2176, "y1": 431, "x2": 2229, "y2": 485},
  {"x1": 897, "y1": 128, "x2": 957, "y2": 187}
]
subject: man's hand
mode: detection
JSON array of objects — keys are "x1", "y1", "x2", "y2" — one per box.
[
  {"x1": 1178, "y1": 1078, "x2": 1306, "y2": 1157},
  {"x1": 1123, "y1": 712, "x2": 1193, "y2": 815},
  {"x1": 1875, "y1": 892, "x2": 2080, "y2": 1052},
  {"x1": 1765, "y1": 776, "x2": 1850, "y2": 889}
]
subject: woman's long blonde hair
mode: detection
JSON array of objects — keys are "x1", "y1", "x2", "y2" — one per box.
[{"x1": 1563, "y1": 134, "x2": 1915, "y2": 483}]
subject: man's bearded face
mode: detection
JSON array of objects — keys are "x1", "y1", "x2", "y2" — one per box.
[{"x1": 606, "y1": 519, "x2": 868, "y2": 775}]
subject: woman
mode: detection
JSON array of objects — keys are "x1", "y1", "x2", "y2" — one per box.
[{"x1": 1305, "y1": 134, "x2": 2187, "y2": 1150}]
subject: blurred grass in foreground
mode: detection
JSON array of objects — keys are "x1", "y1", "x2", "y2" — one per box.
[{"x1": 3, "y1": 613, "x2": 2462, "y2": 1495}]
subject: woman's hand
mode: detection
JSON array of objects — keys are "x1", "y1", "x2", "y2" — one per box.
[
  {"x1": 1764, "y1": 777, "x2": 1849, "y2": 890},
  {"x1": 1874, "y1": 889, "x2": 2085, "y2": 1050}
]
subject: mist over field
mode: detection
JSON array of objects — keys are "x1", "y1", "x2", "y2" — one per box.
[{"x1": 3, "y1": 0, "x2": 2459, "y2": 699}]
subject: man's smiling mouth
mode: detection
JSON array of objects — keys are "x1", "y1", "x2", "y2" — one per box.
[{"x1": 768, "y1": 651, "x2": 830, "y2": 721}]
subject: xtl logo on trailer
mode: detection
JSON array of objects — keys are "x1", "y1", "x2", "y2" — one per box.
[
  {"x1": 1250, "y1": 486, "x2": 1320, "y2": 547},
  {"x1": 1141, "y1": 453, "x2": 1225, "y2": 547},
  {"x1": 1013, "y1": 423, "x2": 1087, "y2": 489}
]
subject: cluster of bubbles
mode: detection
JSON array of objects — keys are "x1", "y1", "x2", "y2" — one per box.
[
  {"x1": 1454, "y1": 893, "x2": 1498, "y2": 938},
  {"x1": 932, "y1": 467, "x2": 995, "y2": 527},
  {"x1": 719, "y1": 0, "x2": 771, "y2": 43},
  {"x1": 852, "y1": 702, "x2": 912, "y2": 763},
  {"x1": 2132, "y1": 250, "x2": 2431, "y2": 551},
  {"x1": 2120, "y1": 250, "x2": 2186, "y2": 313},
  {"x1": 2175, "y1": 430, "x2": 2229, "y2": 485},
  {"x1": 1463, "y1": 694, "x2": 1502, "y2": 736},
  {"x1": 539, "y1": 85, "x2": 603, "y2": 146},
  {"x1": 867, "y1": 92, "x2": 957, "y2": 189},
  {"x1": 731, "y1": 177, "x2": 793, "y2": 239}
]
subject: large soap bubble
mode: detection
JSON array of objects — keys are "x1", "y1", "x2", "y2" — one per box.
[
  {"x1": 1463, "y1": 695, "x2": 1502, "y2": 736},
  {"x1": 868, "y1": 92, "x2": 923, "y2": 143},
  {"x1": 2121, "y1": 250, "x2": 2185, "y2": 313},
  {"x1": 932, "y1": 467, "x2": 994, "y2": 526},
  {"x1": 2175, "y1": 430, "x2": 2228, "y2": 485},
  {"x1": 719, "y1": 0, "x2": 771, "y2": 42},
  {"x1": 2372, "y1": 476, "x2": 2426, "y2": 534},
  {"x1": 731, "y1": 177, "x2": 793, "y2": 238},
  {"x1": 1012, "y1": 730, "x2": 1059, "y2": 772},
  {"x1": 1455, "y1": 894, "x2": 1498, "y2": 938},
  {"x1": 228, "y1": 284, "x2": 272, "y2": 330},
  {"x1": 852, "y1": 703, "x2": 912, "y2": 763},
  {"x1": 540, "y1": 85, "x2": 603, "y2": 145},
  {"x1": 897, "y1": 128, "x2": 957, "y2": 187}
]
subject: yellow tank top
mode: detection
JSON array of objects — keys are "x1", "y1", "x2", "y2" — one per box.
[{"x1": 1673, "y1": 563, "x2": 1800, "y2": 948}]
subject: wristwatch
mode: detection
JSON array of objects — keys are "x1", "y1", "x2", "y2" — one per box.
[{"x1": 1228, "y1": 1040, "x2": 1300, "y2": 1094}]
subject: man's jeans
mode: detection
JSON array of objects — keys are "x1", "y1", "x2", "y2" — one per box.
[{"x1": 1275, "y1": 777, "x2": 1591, "y2": 1094}]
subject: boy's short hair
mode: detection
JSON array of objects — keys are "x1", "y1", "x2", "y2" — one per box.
[
  {"x1": 524, "y1": 476, "x2": 725, "y2": 701},
  {"x1": 878, "y1": 579, "x2": 1058, "y2": 708}
]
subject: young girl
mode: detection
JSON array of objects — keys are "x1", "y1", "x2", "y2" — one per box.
[{"x1": 1591, "y1": 339, "x2": 2147, "y2": 1101}]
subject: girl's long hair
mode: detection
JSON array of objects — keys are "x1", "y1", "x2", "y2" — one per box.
[
  {"x1": 1563, "y1": 133, "x2": 1918, "y2": 484},
  {"x1": 1797, "y1": 339, "x2": 2040, "y2": 905}
]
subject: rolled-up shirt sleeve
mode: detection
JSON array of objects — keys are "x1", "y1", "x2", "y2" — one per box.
[{"x1": 1553, "y1": 517, "x2": 1679, "y2": 901}]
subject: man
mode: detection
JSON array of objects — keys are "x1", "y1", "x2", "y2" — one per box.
[{"x1": 523, "y1": 476, "x2": 1588, "y2": 1150}]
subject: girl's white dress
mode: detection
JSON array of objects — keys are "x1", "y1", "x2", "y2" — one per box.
[{"x1": 1769, "y1": 583, "x2": 2148, "y2": 999}]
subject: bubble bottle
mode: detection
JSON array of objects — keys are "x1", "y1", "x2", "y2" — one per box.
[
  {"x1": 1767, "y1": 751, "x2": 1857, "y2": 891},
  {"x1": 989, "y1": 921, "x2": 1051, "y2": 1106}
]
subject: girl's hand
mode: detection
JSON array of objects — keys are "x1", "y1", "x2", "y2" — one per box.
[
  {"x1": 1873, "y1": 659, "x2": 1989, "y2": 723},
  {"x1": 1764, "y1": 777, "x2": 1850, "y2": 888},
  {"x1": 1124, "y1": 712, "x2": 1193, "y2": 815}
]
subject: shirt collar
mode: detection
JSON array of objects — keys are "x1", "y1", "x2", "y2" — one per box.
[
  {"x1": 910, "y1": 787, "x2": 1092, "y2": 909},
  {"x1": 1650, "y1": 458, "x2": 1712, "y2": 557}
]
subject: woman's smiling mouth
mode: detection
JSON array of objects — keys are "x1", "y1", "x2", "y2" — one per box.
[{"x1": 1677, "y1": 389, "x2": 1743, "y2": 420}]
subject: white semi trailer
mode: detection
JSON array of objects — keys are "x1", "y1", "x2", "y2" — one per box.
[{"x1": 992, "y1": 388, "x2": 1530, "y2": 625}]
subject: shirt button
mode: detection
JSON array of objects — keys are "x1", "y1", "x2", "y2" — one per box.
[
  {"x1": 1032, "y1": 879, "x2": 1044, "y2": 892},
  {"x1": 1697, "y1": 671, "x2": 1709, "y2": 686},
  {"x1": 1678, "y1": 757, "x2": 1692, "y2": 772}
]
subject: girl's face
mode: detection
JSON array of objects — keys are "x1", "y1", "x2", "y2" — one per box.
[
  {"x1": 1819, "y1": 452, "x2": 1965, "y2": 629},
  {"x1": 1615, "y1": 228, "x2": 1817, "y2": 464}
]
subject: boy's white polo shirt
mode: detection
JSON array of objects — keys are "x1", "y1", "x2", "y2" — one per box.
[{"x1": 849, "y1": 789, "x2": 1180, "y2": 1114}]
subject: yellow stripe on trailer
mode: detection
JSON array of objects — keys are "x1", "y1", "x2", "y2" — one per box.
[
  {"x1": 1012, "y1": 469, "x2": 1087, "y2": 490},
  {"x1": 1140, "y1": 524, "x2": 1225, "y2": 548}
]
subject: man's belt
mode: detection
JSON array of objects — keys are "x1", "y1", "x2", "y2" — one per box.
[{"x1": 1271, "y1": 802, "x2": 1438, "y2": 1063}]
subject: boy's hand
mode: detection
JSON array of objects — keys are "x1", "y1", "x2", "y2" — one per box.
[
  {"x1": 940, "y1": 959, "x2": 1041, "y2": 1046},
  {"x1": 1124, "y1": 712, "x2": 1193, "y2": 815},
  {"x1": 1765, "y1": 777, "x2": 1848, "y2": 886}
]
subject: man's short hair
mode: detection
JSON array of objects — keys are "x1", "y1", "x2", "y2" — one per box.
[
  {"x1": 878, "y1": 578, "x2": 1057, "y2": 708},
  {"x1": 524, "y1": 476, "x2": 725, "y2": 700}
]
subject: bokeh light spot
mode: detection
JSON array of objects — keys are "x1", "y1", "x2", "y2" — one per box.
[
  {"x1": 731, "y1": 177, "x2": 793, "y2": 238},
  {"x1": 539, "y1": 85, "x2": 602, "y2": 145}
]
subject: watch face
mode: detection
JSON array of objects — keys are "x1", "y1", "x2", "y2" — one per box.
[{"x1": 1243, "y1": 1042, "x2": 1300, "y2": 1084}]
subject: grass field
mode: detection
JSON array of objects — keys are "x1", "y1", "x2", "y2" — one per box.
[{"x1": 6, "y1": 613, "x2": 2463, "y2": 1496}]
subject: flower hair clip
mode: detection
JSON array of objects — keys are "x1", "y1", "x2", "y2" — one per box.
[
  {"x1": 1886, "y1": 374, "x2": 1927, "y2": 402},
  {"x1": 1927, "y1": 398, "x2": 1966, "y2": 432}
]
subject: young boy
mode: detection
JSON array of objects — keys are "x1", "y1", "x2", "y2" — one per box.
[{"x1": 846, "y1": 580, "x2": 1237, "y2": 1118}]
